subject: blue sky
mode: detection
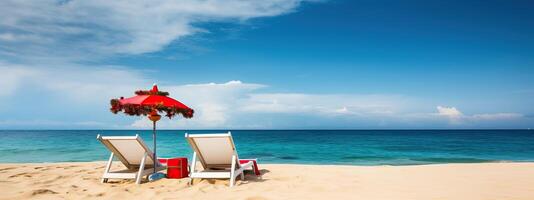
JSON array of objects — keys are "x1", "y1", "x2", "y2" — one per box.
[{"x1": 1, "y1": 0, "x2": 533, "y2": 129}]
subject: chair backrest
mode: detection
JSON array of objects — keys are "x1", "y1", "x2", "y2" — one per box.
[
  {"x1": 185, "y1": 132, "x2": 240, "y2": 169},
  {"x1": 97, "y1": 134, "x2": 158, "y2": 170}
]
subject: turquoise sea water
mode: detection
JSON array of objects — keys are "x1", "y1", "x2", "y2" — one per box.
[{"x1": 1, "y1": 130, "x2": 533, "y2": 165}]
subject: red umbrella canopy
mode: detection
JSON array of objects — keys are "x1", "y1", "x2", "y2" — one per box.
[{"x1": 110, "y1": 85, "x2": 194, "y2": 118}]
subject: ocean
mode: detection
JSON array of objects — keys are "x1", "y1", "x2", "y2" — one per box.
[{"x1": 1, "y1": 130, "x2": 533, "y2": 165}]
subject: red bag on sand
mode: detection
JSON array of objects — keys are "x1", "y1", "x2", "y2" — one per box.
[{"x1": 158, "y1": 157, "x2": 189, "y2": 179}]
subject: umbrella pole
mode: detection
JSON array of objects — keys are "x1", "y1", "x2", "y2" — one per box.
[{"x1": 153, "y1": 120, "x2": 156, "y2": 173}]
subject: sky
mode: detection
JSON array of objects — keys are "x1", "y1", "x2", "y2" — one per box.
[{"x1": 1, "y1": 0, "x2": 533, "y2": 129}]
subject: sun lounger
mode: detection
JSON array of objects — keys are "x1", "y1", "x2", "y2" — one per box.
[
  {"x1": 97, "y1": 134, "x2": 165, "y2": 184},
  {"x1": 185, "y1": 132, "x2": 259, "y2": 187}
]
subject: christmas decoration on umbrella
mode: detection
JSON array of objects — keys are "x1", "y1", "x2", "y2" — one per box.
[{"x1": 110, "y1": 84, "x2": 193, "y2": 180}]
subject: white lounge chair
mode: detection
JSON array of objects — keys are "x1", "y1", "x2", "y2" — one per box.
[
  {"x1": 97, "y1": 134, "x2": 165, "y2": 184},
  {"x1": 185, "y1": 132, "x2": 256, "y2": 187}
]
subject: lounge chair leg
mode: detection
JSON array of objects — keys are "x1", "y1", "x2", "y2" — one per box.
[
  {"x1": 101, "y1": 152, "x2": 114, "y2": 183},
  {"x1": 188, "y1": 152, "x2": 197, "y2": 186},
  {"x1": 240, "y1": 172, "x2": 245, "y2": 181},
  {"x1": 135, "y1": 152, "x2": 147, "y2": 184},
  {"x1": 190, "y1": 152, "x2": 197, "y2": 175},
  {"x1": 230, "y1": 177, "x2": 235, "y2": 187},
  {"x1": 230, "y1": 155, "x2": 236, "y2": 187}
]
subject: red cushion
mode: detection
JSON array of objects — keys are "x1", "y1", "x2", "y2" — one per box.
[{"x1": 240, "y1": 159, "x2": 260, "y2": 176}]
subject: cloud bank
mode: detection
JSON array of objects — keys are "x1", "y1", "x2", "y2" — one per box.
[
  {"x1": 121, "y1": 80, "x2": 527, "y2": 129},
  {"x1": 0, "y1": 64, "x2": 528, "y2": 129}
]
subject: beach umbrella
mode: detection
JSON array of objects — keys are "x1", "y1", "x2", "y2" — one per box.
[{"x1": 110, "y1": 84, "x2": 193, "y2": 177}]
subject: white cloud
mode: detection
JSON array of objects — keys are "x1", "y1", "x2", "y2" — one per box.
[
  {"x1": 0, "y1": 0, "x2": 309, "y2": 61},
  {"x1": 435, "y1": 106, "x2": 523, "y2": 125},
  {"x1": 436, "y1": 106, "x2": 463, "y2": 124},
  {"x1": 129, "y1": 86, "x2": 413, "y2": 129},
  {"x1": 471, "y1": 113, "x2": 523, "y2": 120},
  {"x1": 335, "y1": 106, "x2": 349, "y2": 114},
  {"x1": 131, "y1": 80, "x2": 266, "y2": 129},
  {"x1": 239, "y1": 93, "x2": 405, "y2": 117},
  {"x1": 0, "y1": 62, "x2": 152, "y2": 128},
  {"x1": 436, "y1": 106, "x2": 463, "y2": 118},
  {"x1": 0, "y1": 62, "x2": 149, "y2": 101}
]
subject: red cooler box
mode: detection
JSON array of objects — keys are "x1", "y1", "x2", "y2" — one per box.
[{"x1": 158, "y1": 157, "x2": 188, "y2": 179}]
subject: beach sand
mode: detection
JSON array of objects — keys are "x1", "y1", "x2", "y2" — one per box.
[{"x1": 1, "y1": 162, "x2": 534, "y2": 200}]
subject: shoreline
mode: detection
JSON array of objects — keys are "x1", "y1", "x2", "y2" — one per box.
[
  {"x1": 0, "y1": 158, "x2": 525, "y2": 166},
  {"x1": 1, "y1": 162, "x2": 534, "y2": 199}
]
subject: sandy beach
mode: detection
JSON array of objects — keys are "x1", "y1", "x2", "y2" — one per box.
[{"x1": 0, "y1": 162, "x2": 533, "y2": 200}]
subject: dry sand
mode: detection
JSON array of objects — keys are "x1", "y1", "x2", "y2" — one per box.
[{"x1": 1, "y1": 162, "x2": 534, "y2": 200}]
